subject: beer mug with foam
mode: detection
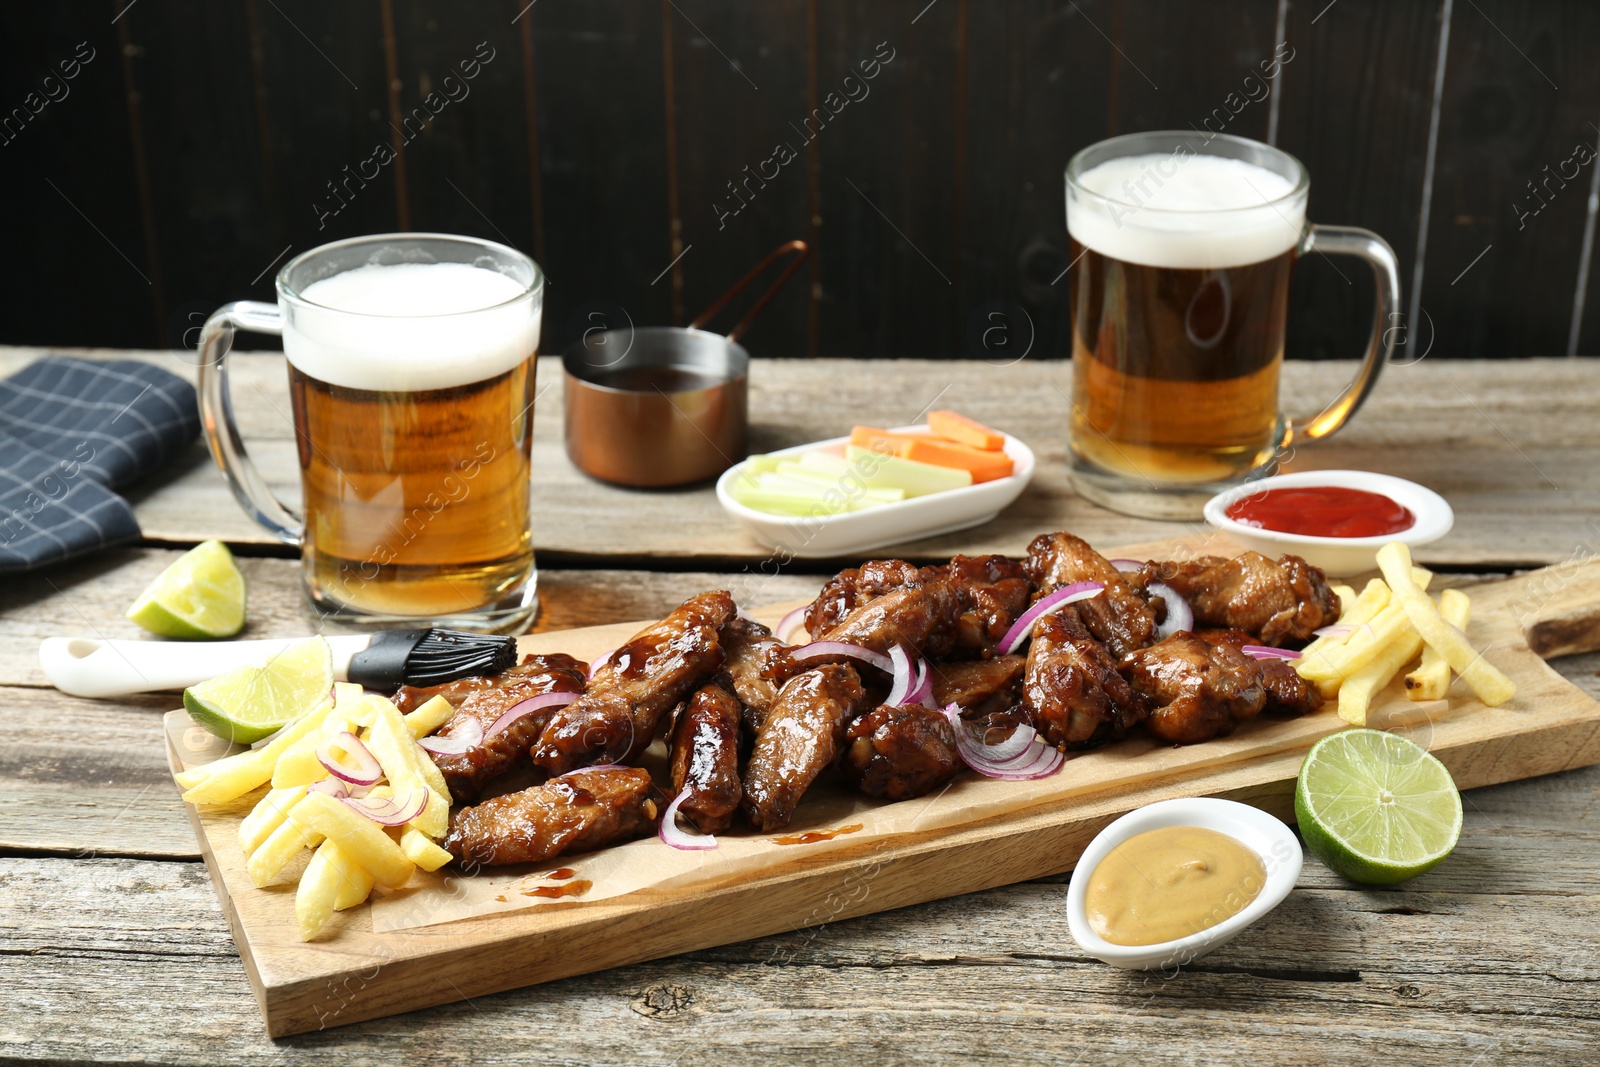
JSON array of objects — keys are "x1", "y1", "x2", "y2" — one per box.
[
  {"x1": 1065, "y1": 131, "x2": 1401, "y2": 519},
  {"x1": 198, "y1": 234, "x2": 545, "y2": 631}
]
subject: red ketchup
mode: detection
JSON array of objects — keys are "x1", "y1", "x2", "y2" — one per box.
[{"x1": 1225, "y1": 486, "x2": 1415, "y2": 538}]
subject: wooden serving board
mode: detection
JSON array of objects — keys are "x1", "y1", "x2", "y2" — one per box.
[{"x1": 164, "y1": 539, "x2": 1600, "y2": 1037}]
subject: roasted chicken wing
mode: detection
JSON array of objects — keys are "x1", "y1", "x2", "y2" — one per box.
[
  {"x1": 842, "y1": 704, "x2": 961, "y2": 801},
  {"x1": 1022, "y1": 606, "x2": 1149, "y2": 746},
  {"x1": 930, "y1": 655, "x2": 1026, "y2": 717},
  {"x1": 1154, "y1": 551, "x2": 1340, "y2": 646},
  {"x1": 1024, "y1": 532, "x2": 1157, "y2": 658},
  {"x1": 531, "y1": 590, "x2": 735, "y2": 775},
  {"x1": 1195, "y1": 628, "x2": 1324, "y2": 716},
  {"x1": 425, "y1": 654, "x2": 588, "y2": 804},
  {"x1": 742, "y1": 663, "x2": 866, "y2": 832},
  {"x1": 805, "y1": 558, "x2": 926, "y2": 637},
  {"x1": 1124, "y1": 632, "x2": 1268, "y2": 744},
  {"x1": 935, "y1": 554, "x2": 1032, "y2": 659},
  {"x1": 721, "y1": 614, "x2": 785, "y2": 738},
  {"x1": 443, "y1": 766, "x2": 658, "y2": 867},
  {"x1": 667, "y1": 679, "x2": 743, "y2": 835}
]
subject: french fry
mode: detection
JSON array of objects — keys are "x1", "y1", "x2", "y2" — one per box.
[
  {"x1": 1337, "y1": 626, "x2": 1425, "y2": 725},
  {"x1": 239, "y1": 785, "x2": 308, "y2": 856},
  {"x1": 270, "y1": 736, "x2": 329, "y2": 789},
  {"x1": 1330, "y1": 582, "x2": 1358, "y2": 606},
  {"x1": 400, "y1": 826, "x2": 455, "y2": 871},
  {"x1": 1295, "y1": 578, "x2": 1392, "y2": 679},
  {"x1": 1296, "y1": 585, "x2": 1429, "y2": 685},
  {"x1": 404, "y1": 694, "x2": 456, "y2": 739},
  {"x1": 330, "y1": 853, "x2": 377, "y2": 910},
  {"x1": 1377, "y1": 543, "x2": 1516, "y2": 706},
  {"x1": 287, "y1": 790, "x2": 416, "y2": 888},
  {"x1": 1406, "y1": 588, "x2": 1471, "y2": 701},
  {"x1": 248, "y1": 812, "x2": 321, "y2": 887},
  {"x1": 181, "y1": 699, "x2": 335, "y2": 806},
  {"x1": 363, "y1": 697, "x2": 449, "y2": 839},
  {"x1": 296, "y1": 840, "x2": 346, "y2": 940}
]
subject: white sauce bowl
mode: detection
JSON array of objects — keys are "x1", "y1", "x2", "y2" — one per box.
[
  {"x1": 1066, "y1": 797, "x2": 1303, "y2": 970},
  {"x1": 1203, "y1": 469, "x2": 1454, "y2": 576}
]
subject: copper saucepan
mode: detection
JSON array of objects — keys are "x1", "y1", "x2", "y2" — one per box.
[{"x1": 563, "y1": 240, "x2": 810, "y2": 488}]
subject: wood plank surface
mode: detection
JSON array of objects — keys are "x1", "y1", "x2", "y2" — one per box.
[
  {"x1": 4, "y1": 346, "x2": 1596, "y2": 569},
  {"x1": 148, "y1": 551, "x2": 1600, "y2": 1036},
  {"x1": 3, "y1": 756, "x2": 1596, "y2": 1062}
]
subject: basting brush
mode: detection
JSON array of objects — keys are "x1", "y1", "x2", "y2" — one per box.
[{"x1": 38, "y1": 628, "x2": 519, "y2": 699}]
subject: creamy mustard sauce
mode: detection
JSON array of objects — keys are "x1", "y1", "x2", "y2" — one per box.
[{"x1": 1085, "y1": 826, "x2": 1265, "y2": 946}]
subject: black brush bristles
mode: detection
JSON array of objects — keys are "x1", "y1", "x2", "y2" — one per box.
[
  {"x1": 345, "y1": 628, "x2": 517, "y2": 688},
  {"x1": 403, "y1": 629, "x2": 518, "y2": 685}
]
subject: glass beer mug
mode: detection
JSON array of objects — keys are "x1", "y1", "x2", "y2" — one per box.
[
  {"x1": 1065, "y1": 131, "x2": 1401, "y2": 519},
  {"x1": 197, "y1": 233, "x2": 545, "y2": 632}
]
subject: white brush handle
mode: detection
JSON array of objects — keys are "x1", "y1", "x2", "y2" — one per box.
[{"x1": 39, "y1": 635, "x2": 370, "y2": 698}]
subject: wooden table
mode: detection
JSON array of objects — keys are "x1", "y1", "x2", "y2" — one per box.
[{"x1": 4, "y1": 346, "x2": 1598, "y2": 1064}]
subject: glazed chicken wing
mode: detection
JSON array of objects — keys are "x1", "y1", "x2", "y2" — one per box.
[
  {"x1": 1124, "y1": 632, "x2": 1268, "y2": 744},
  {"x1": 933, "y1": 554, "x2": 1032, "y2": 659},
  {"x1": 1022, "y1": 606, "x2": 1149, "y2": 747},
  {"x1": 742, "y1": 663, "x2": 866, "y2": 832},
  {"x1": 804, "y1": 559, "x2": 926, "y2": 637},
  {"x1": 1024, "y1": 532, "x2": 1157, "y2": 658},
  {"x1": 532, "y1": 591, "x2": 735, "y2": 775},
  {"x1": 443, "y1": 766, "x2": 658, "y2": 868},
  {"x1": 721, "y1": 614, "x2": 784, "y2": 738},
  {"x1": 425, "y1": 654, "x2": 588, "y2": 804},
  {"x1": 1195, "y1": 628, "x2": 1324, "y2": 716},
  {"x1": 817, "y1": 580, "x2": 964, "y2": 662},
  {"x1": 1154, "y1": 551, "x2": 1340, "y2": 646},
  {"x1": 842, "y1": 704, "x2": 961, "y2": 801},
  {"x1": 930, "y1": 655, "x2": 1026, "y2": 717},
  {"x1": 667, "y1": 679, "x2": 743, "y2": 835}
]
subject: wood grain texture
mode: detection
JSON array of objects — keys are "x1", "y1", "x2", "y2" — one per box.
[
  {"x1": 1421, "y1": 0, "x2": 1600, "y2": 358},
  {"x1": 152, "y1": 554, "x2": 1600, "y2": 1036},
  {"x1": 3, "y1": 763, "x2": 1596, "y2": 1061},
  {"x1": 3, "y1": 346, "x2": 1596, "y2": 568}
]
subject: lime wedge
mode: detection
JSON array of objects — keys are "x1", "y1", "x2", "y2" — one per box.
[
  {"x1": 1295, "y1": 728, "x2": 1463, "y2": 885},
  {"x1": 183, "y1": 637, "x2": 334, "y2": 744},
  {"x1": 127, "y1": 540, "x2": 247, "y2": 639}
]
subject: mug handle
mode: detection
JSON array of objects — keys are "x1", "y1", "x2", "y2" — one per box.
[
  {"x1": 196, "y1": 301, "x2": 303, "y2": 545},
  {"x1": 1287, "y1": 224, "x2": 1403, "y2": 442}
]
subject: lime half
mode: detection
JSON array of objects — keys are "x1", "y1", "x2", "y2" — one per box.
[
  {"x1": 127, "y1": 540, "x2": 247, "y2": 639},
  {"x1": 183, "y1": 637, "x2": 333, "y2": 744},
  {"x1": 1295, "y1": 728, "x2": 1463, "y2": 885}
]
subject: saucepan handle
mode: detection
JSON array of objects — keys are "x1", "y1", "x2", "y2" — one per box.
[{"x1": 689, "y1": 240, "x2": 811, "y2": 343}]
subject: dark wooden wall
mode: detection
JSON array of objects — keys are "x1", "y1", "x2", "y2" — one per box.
[{"x1": 2, "y1": 0, "x2": 1597, "y2": 360}]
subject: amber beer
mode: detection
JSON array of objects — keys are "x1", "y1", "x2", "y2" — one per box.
[
  {"x1": 288, "y1": 362, "x2": 534, "y2": 619},
  {"x1": 1065, "y1": 135, "x2": 1312, "y2": 518},
  {"x1": 281, "y1": 256, "x2": 542, "y2": 625}
]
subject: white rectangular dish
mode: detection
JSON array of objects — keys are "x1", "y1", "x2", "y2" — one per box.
[{"x1": 715, "y1": 424, "x2": 1035, "y2": 558}]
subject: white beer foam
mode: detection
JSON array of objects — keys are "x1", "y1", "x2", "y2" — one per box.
[
  {"x1": 1068, "y1": 152, "x2": 1305, "y2": 269},
  {"x1": 283, "y1": 263, "x2": 540, "y2": 391}
]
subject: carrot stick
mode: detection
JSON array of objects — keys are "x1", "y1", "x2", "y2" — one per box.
[
  {"x1": 849, "y1": 426, "x2": 1014, "y2": 483},
  {"x1": 927, "y1": 410, "x2": 1006, "y2": 451}
]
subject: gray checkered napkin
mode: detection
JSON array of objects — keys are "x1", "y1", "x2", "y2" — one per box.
[{"x1": 0, "y1": 357, "x2": 199, "y2": 572}]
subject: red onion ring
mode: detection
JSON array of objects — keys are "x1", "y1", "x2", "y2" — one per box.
[
  {"x1": 941, "y1": 704, "x2": 1064, "y2": 780},
  {"x1": 998, "y1": 582, "x2": 1105, "y2": 655},
  {"x1": 587, "y1": 649, "x2": 616, "y2": 680},
  {"x1": 342, "y1": 788, "x2": 429, "y2": 827},
  {"x1": 1109, "y1": 559, "x2": 1144, "y2": 572},
  {"x1": 1312, "y1": 623, "x2": 1375, "y2": 641},
  {"x1": 486, "y1": 690, "x2": 580, "y2": 738},
  {"x1": 885, "y1": 645, "x2": 915, "y2": 706},
  {"x1": 417, "y1": 716, "x2": 484, "y2": 756},
  {"x1": 1242, "y1": 645, "x2": 1302, "y2": 660},
  {"x1": 316, "y1": 731, "x2": 382, "y2": 787},
  {"x1": 907, "y1": 659, "x2": 935, "y2": 709},
  {"x1": 307, "y1": 777, "x2": 348, "y2": 798},
  {"x1": 777, "y1": 605, "x2": 810, "y2": 644},
  {"x1": 1147, "y1": 581, "x2": 1194, "y2": 640},
  {"x1": 658, "y1": 790, "x2": 718, "y2": 851},
  {"x1": 787, "y1": 641, "x2": 894, "y2": 675}
]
